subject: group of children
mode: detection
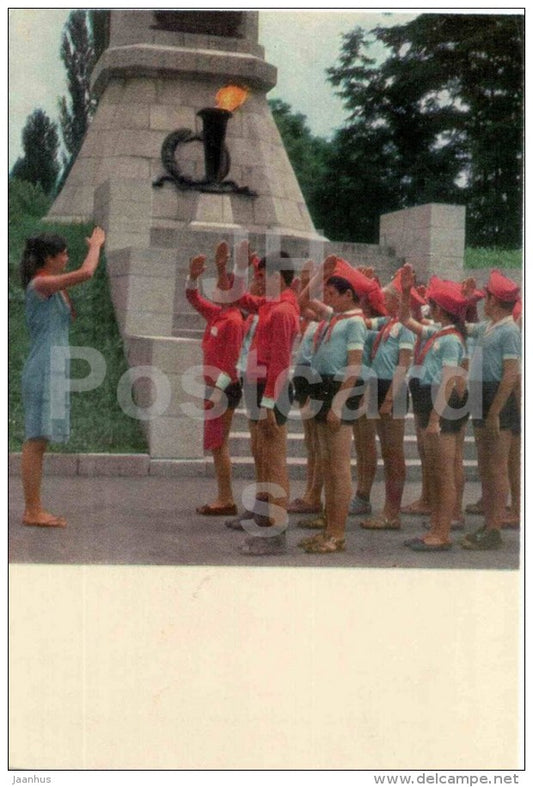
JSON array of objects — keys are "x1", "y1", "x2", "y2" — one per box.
[
  {"x1": 188, "y1": 240, "x2": 522, "y2": 557},
  {"x1": 17, "y1": 229, "x2": 520, "y2": 558}
]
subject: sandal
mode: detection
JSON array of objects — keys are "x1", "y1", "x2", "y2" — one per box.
[
  {"x1": 465, "y1": 501, "x2": 484, "y2": 515},
  {"x1": 360, "y1": 515, "x2": 400, "y2": 530},
  {"x1": 405, "y1": 537, "x2": 452, "y2": 552},
  {"x1": 297, "y1": 531, "x2": 326, "y2": 549},
  {"x1": 400, "y1": 501, "x2": 431, "y2": 516},
  {"x1": 22, "y1": 514, "x2": 67, "y2": 528},
  {"x1": 296, "y1": 512, "x2": 326, "y2": 530},
  {"x1": 287, "y1": 498, "x2": 321, "y2": 514},
  {"x1": 304, "y1": 535, "x2": 345, "y2": 554},
  {"x1": 196, "y1": 503, "x2": 238, "y2": 516},
  {"x1": 500, "y1": 515, "x2": 520, "y2": 529}
]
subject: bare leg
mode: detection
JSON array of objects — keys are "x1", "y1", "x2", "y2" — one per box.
[
  {"x1": 482, "y1": 428, "x2": 512, "y2": 532},
  {"x1": 302, "y1": 417, "x2": 323, "y2": 507},
  {"x1": 256, "y1": 420, "x2": 290, "y2": 527},
  {"x1": 376, "y1": 416, "x2": 406, "y2": 520},
  {"x1": 452, "y1": 424, "x2": 466, "y2": 522},
  {"x1": 210, "y1": 408, "x2": 236, "y2": 507},
  {"x1": 502, "y1": 432, "x2": 521, "y2": 523},
  {"x1": 21, "y1": 438, "x2": 66, "y2": 527},
  {"x1": 317, "y1": 422, "x2": 353, "y2": 538},
  {"x1": 401, "y1": 415, "x2": 431, "y2": 514},
  {"x1": 352, "y1": 416, "x2": 377, "y2": 499},
  {"x1": 425, "y1": 433, "x2": 456, "y2": 545}
]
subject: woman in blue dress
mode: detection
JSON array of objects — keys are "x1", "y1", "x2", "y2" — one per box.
[{"x1": 20, "y1": 227, "x2": 106, "y2": 527}]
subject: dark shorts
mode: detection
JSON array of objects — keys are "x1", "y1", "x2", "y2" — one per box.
[
  {"x1": 243, "y1": 379, "x2": 293, "y2": 426},
  {"x1": 409, "y1": 378, "x2": 469, "y2": 434},
  {"x1": 292, "y1": 369, "x2": 311, "y2": 407},
  {"x1": 308, "y1": 375, "x2": 365, "y2": 424},
  {"x1": 205, "y1": 380, "x2": 242, "y2": 410},
  {"x1": 471, "y1": 381, "x2": 521, "y2": 433},
  {"x1": 365, "y1": 377, "x2": 410, "y2": 418}
]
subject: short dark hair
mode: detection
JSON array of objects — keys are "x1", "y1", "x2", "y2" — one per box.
[
  {"x1": 487, "y1": 292, "x2": 515, "y2": 313},
  {"x1": 20, "y1": 233, "x2": 67, "y2": 289},
  {"x1": 326, "y1": 275, "x2": 359, "y2": 303},
  {"x1": 258, "y1": 250, "x2": 295, "y2": 286}
]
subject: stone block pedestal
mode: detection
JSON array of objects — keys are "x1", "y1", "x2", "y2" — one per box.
[{"x1": 380, "y1": 203, "x2": 466, "y2": 282}]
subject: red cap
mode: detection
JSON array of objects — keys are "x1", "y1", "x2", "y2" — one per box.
[
  {"x1": 364, "y1": 287, "x2": 388, "y2": 316},
  {"x1": 330, "y1": 258, "x2": 379, "y2": 297},
  {"x1": 427, "y1": 276, "x2": 469, "y2": 320},
  {"x1": 486, "y1": 270, "x2": 520, "y2": 304}
]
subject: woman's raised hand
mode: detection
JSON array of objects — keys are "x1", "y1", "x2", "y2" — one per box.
[{"x1": 87, "y1": 226, "x2": 106, "y2": 248}]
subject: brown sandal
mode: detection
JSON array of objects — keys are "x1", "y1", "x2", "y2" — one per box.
[
  {"x1": 400, "y1": 501, "x2": 431, "y2": 516},
  {"x1": 304, "y1": 535, "x2": 345, "y2": 554},
  {"x1": 297, "y1": 531, "x2": 326, "y2": 549},
  {"x1": 360, "y1": 516, "x2": 401, "y2": 530},
  {"x1": 296, "y1": 512, "x2": 326, "y2": 530},
  {"x1": 22, "y1": 514, "x2": 67, "y2": 528},
  {"x1": 287, "y1": 498, "x2": 321, "y2": 514},
  {"x1": 196, "y1": 503, "x2": 238, "y2": 516}
]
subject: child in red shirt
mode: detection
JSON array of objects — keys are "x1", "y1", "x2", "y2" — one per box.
[{"x1": 186, "y1": 243, "x2": 244, "y2": 516}]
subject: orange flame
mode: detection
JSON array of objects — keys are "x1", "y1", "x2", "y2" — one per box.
[{"x1": 215, "y1": 84, "x2": 249, "y2": 112}]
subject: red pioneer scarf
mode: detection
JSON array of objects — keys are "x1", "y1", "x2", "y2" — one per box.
[
  {"x1": 370, "y1": 317, "x2": 398, "y2": 360},
  {"x1": 413, "y1": 325, "x2": 464, "y2": 366}
]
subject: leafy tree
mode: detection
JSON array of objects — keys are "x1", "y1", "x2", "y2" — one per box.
[
  {"x1": 88, "y1": 9, "x2": 109, "y2": 62},
  {"x1": 10, "y1": 109, "x2": 60, "y2": 195},
  {"x1": 58, "y1": 9, "x2": 97, "y2": 174},
  {"x1": 269, "y1": 98, "x2": 330, "y2": 232},
  {"x1": 326, "y1": 13, "x2": 524, "y2": 247}
]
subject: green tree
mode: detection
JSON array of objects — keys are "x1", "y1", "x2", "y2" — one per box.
[
  {"x1": 58, "y1": 9, "x2": 97, "y2": 174},
  {"x1": 88, "y1": 9, "x2": 109, "y2": 62},
  {"x1": 327, "y1": 13, "x2": 524, "y2": 247},
  {"x1": 269, "y1": 98, "x2": 330, "y2": 232},
  {"x1": 10, "y1": 109, "x2": 60, "y2": 195}
]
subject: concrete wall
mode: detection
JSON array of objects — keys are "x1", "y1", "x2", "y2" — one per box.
[{"x1": 379, "y1": 203, "x2": 466, "y2": 282}]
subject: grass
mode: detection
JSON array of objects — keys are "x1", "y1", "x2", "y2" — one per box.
[
  {"x1": 9, "y1": 204, "x2": 148, "y2": 454},
  {"x1": 464, "y1": 247, "x2": 522, "y2": 270}
]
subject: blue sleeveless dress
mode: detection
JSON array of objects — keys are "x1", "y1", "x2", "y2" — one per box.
[{"x1": 21, "y1": 282, "x2": 72, "y2": 442}]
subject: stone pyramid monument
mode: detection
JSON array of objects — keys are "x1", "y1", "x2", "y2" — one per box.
[
  {"x1": 48, "y1": 10, "x2": 323, "y2": 242},
  {"x1": 45, "y1": 10, "x2": 413, "y2": 463}
]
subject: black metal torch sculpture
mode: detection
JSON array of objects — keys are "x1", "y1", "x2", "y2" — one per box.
[{"x1": 153, "y1": 85, "x2": 256, "y2": 196}]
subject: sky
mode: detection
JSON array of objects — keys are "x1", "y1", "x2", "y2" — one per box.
[{"x1": 8, "y1": 7, "x2": 421, "y2": 168}]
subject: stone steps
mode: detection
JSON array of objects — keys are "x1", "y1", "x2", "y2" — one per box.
[
  {"x1": 228, "y1": 429, "x2": 477, "y2": 462},
  {"x1": 226, "y1": 407, "x2": 478, "y2": 480},
  {"x1": 224, "y1": 456, "x2": 479, "y2": 481}
]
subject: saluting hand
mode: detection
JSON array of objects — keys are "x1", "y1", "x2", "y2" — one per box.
[
  {"x1": 235, "y1": 239, "x2": 250, "y2": 271},
  {"x1": 215, "y1": 241, "x2": 230, "y2": 272},
  {"x1": 189, "y1": 254, "x2": 206, "y2": 280},
  {"x1": 461, "y1": 277, "x2": 477, "y2": 299},
  {"x1": 322, "y1": 254, "x2": 337, "y2": 280},
  {"x1": 400, "y1": 264, "x2": 415, "y2": 294}
]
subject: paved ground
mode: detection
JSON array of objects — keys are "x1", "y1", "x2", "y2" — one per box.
[{"x1": 9, "y1": 473, "x2": 521, "y2": 570}]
